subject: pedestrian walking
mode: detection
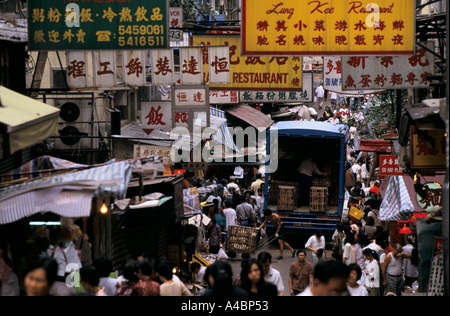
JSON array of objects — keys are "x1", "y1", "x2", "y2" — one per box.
[
  {"x1": 132, "y1": 258, "x2": 160, "y2": 296},
  {"x1": 116, "y1": 259, "x2": 139, "y2": 296},
  {"x1": 402, "y1": 236, "x2": 419, "y2": 288},
  {"x1": 289, "y1": 249, "x2": 313, "y2": 296},
  {"x1": 93, "y1": 256, "x2": 117, "y2": 296},
  {"x1": 258, "y1": 209, "x2": 295, "y2": 260},
  {"x1": 346, "y1": 264, "x2": 368, "y2": 296},
  {"x1": 363, "y1": 248, "x2": 380, "y2": 296},
  {"x1": 23, "y1": 256, "x2": 58, "y2": 297},
  {"x1": 157, "y1": 263, "x2": 191, "y2": 296},
  {"x1": 297, "y1": 260, "x2": 350, "y2": 296},
  {"x1": 382, "y1": 243, "x2": 404, "y2": 296},
  {"x1": 222, "y1": 201, "x2": 237, "y2": 231},
  {"x1": 206, "y1": 218, "x2": 222, "y2": 254},
  {"x1": 331, "y1": 222, "x2": 345, "y2": 262},
  {"x1": 342, "y1": 229, "x2": 357, "y2": 265},
  {"x1": 201, "y1": 261, "x2": 248, "y2": 297},
  {"x1": 257, "y1": 252, "x2": 284, "y2": 296},
  {"x1": 239, "y1": 258, "x2": 277, "y2": 297},
  {"x1": 80, "y1": 266, "x2": 107, "y2": 296},
  {"x1": 305, "y1": 230, "x2": 326, "y2": 268},
  {"x1": 236, "y1": 195, "x2": 256, "y2": 228}
]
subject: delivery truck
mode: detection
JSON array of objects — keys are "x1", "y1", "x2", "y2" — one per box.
[{"x1": 263, "y1": 121, "x2": 349, "y2": 245}]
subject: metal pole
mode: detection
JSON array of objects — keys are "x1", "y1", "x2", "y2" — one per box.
[{"x1": 444, "y1": 0, "x2": 449, "y2": 297}]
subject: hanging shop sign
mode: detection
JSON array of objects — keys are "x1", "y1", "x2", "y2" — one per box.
[
  {"x1": 133, "y1": 144, "x2": 173, "y2": 165},
  {"x1": 123, "y1": 50, "x2": 147, "y2": 86},
  {"x1": 410, "y1": 127, "x2": 446, "y2": 169},
  {"x1": 151, "y1": 49, "x2": 175, "y2": 85},
  {"x1": 341, "y1": 43, "x2": 435, "y2": 90},
  {"x1": 28, "y1": 0, "x2": 168, "y2": 50},
  {"x1": 416, "y1": 182, "x2": 443, "y2": 214},
  {"x1": 323, "y1": 57, "x2": 384, "y2": 94},
  {"x1": 66, "y1": 51, "x2": 89, "y2": 88},
  {"x1": 191, "y1": 35, "x2": 302, "y2": 91},
  {"x1": 241, "y1": 0, "x2": 415, "y2": 56},
  {"x1": 93, "y1": 51, "x2": 116, "y2": 88},
  {"x1": 379, "y1": 154, "x2": 403, "y2": 176},
  {"x1": 179, "y1": 47, "x2": 203, "y2": 85},
  {"x1": 141, "y1": 101, "x2": 172, "y2": 133},
  {"x1": 240, "y1": 72, "x2": 313, "y2": 103},
  {"x1": 169, "y1": 7, "x2": 184, "y2": 42}
]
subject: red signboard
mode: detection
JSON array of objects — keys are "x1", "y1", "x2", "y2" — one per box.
[{"x1": 379, "y1": 154, "x2": 402, "y2": 176}]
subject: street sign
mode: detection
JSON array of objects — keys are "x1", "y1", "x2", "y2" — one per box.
[
  {"x1": 242, "y1": 0, "x2": 415, "y2": 56},
  {"x1": 28, "y1": 0, "x2": 169, "y2": 50},
  {"x1": 379, "y1": 154, "x2": 403, "y2": 176}
]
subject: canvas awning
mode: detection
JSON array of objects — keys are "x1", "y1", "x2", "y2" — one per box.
[
  {"x1": 358, "y1": 139, "x2": 393, "y2": 153},
  {"x1": 224, "y1": 104, "x2": 274, "y2": 129},
  {"x1": 379, "y1": 176, "x2": 415, "y2": 221},
  {"x1": 0, "y1": 86, "x2": 60, "y2": 154}
]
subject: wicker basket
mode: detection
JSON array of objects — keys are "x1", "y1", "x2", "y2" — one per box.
[{"x1": 277, "y1": 185, "x2": 295, "y2": 211}]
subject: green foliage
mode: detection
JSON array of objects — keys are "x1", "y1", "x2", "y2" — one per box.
[{"x1": 170, "y1": 0, "x2": 216, "y2": 22}]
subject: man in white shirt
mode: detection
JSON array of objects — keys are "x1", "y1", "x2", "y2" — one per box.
[
  {"x1": 315, "y1": 84, "x2": 325, "y2": 109},
  {"x1": 258, "y1": 252, "x2": 284, "y2": 296},
  {"x1": 222, "y1": 201, "x2": 237, "y2": 231},
  {"x1": 297, "y1": 158, "x2": 326, "y2": 207},
  {"x1": 227, "y1": 176, "x2": 240, "y2": 194}
]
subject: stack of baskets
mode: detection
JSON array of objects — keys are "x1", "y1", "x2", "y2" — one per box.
[
  {"x1": 310, "y1": 186, "x2": 328, "y2": 212},
  {"x1": 277, "y1": 185, "x2": 296, "y2": 211},
  {"x1": 227, "y1": 226, "x2": 259, "y2": 253}
]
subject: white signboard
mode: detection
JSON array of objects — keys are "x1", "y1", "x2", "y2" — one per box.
[
  {"x1": 180, "y1": 47, "x2": 203, "y2": 85},
  {"x1": 66, "y1": 51, "x2": 88, "y2": 88},
  {"x1": 93, "y1": 51, "x2": 116, "y2": 88},
  {"x1": 208, "y1": 46, "x2": 230, "y2": 85},
  {"x1": 141, "y1": 101, "x2": 172, "y2": 133},
  {"x1": 209, "y1": 91, "x2": 239, "y2": 104},
  {"x1": 123, "y1": 50, "x2": 146, "y2": 86},
  {"x1": 324, "y1": 57, "x2": 383, "y2": 95},
  {"x1": 133, "y1": 144, "x2": 173, "y2": 165},
  {"x1": 151, "y1": 49, "x2": 174, "y2": 86},
  {"x1": 341, "y1": 44, "x2": 435, "y2": 90},
  {"x1": 174, "y1": 88, "x2": 207, "y2": 107},
  {"x1": 239, "y1": 72, "x2": 313, "y2": 103},
  {"x1": 169, "y1": 7, "x2": 184, "y2": 42}
]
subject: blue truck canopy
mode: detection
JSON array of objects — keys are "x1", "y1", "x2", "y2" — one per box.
[{"x1": 269, "y1": 121, "x2": 349, "y2": 139}]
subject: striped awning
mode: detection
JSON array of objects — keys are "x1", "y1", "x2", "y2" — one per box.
[
  {"x1": 379, "y1": 176, "x2": 416, "y2": 221},
  {"x1": 0, "y1": 161, "x2": 134, "y2": 224}
]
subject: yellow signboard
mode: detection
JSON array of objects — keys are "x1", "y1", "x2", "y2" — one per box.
[
  {"x1": 242, "y1": 0, "x2": 415, "y2": 56},
  {"x1": 410, "y1": 127, "x2": 446, "y2": 169},
  {"x1": 191, "y1": 35, "x2": 302, "y2": 90}
]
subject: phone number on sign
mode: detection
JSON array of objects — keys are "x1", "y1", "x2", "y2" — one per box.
[{"x1": 118, "y1": 36, "x2": 165, "y2": 47}]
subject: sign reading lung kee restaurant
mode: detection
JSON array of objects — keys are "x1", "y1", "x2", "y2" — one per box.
[
  {"x1": 242, "y1": 0, "x2": 415, "y2": 56},
  {"x1": 28, "y1": 0, "x2": 168, "y2": 50}
]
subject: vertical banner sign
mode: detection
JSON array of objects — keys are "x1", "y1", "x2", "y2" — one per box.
[
  {"x1": 28, "y1": 0, "x2": 169, "y2": 50},
  {"x1": 242, "y1": 0, "x2": 415, "y2": 55},
  {"x1": 324, "y1": 56, "x2": 384, "y2": 94},
  {"x1": 123, "y1": 50, "x2": 146, "y2": 86},
  {"x1": 179, "y1": 47, "x2": 203, "y2": 85},
  {"x1": 141, "y1": 101, "x2": 172, "y2": 134},
  {"x1": 191, "y1": 35, "x2": 302, "y2": 90},
  {"x1": 208, "y1": 46, "x2": 231, "y2": 84},
  {"x1": 169, "y1": 7, "x2": 184, "y2": 42},
  {"x1": 66, "y1": 51, "x2": 88, "y2": 88},
  {"x1": 151, "y1": 49, "x2": 174, "y2": 85},
  {"x1": 93, "y1": 51, "x2": 116, "y2": 88}
]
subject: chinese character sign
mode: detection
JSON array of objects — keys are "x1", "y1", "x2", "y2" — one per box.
[
  {"x1": 93, "y1": 51, "x2": 116, "y2": 88},
  {"x1": 379, "y1": 154, "x2": 402, "y2": 176},
  {"x1": 324, "y1": 57, "x2": 383, "y2": 94},
  {"x1": 123, "y1": 50, "x2": 146, "y2": 86},
  {"x1": 66, "y1": 51, "x2": 88, "y2": 88},
  {"x1": 242, "y1": 0, "x2": 415, "y2": 55},
  {"x1": 410, "y1": 127, "x2": 446, "y2": 169},
  {"x1": 151, "y1": 49, "x2": 174, "y2": 85},
  {"x1": 174, "y1": 88, "x2": 207, "y2": 107},
  {"x1": 28, "y1": 0, "x2": 168, "y2": 50},
  {"x1": 141, "y1": 101, "x2": 172, "y2": 133},
  {"x1": 208, "y1": 46, "x2": 230, "y2": 85},
  {"x1": 179, "y1": 47, "x2": 203, "y2": 85},
  {"x1": 191, "y1": 35, "x2": 302, "y2": 91},
  {"x1": 341, "y1": 43, "x2": 435, "y2": 90}
]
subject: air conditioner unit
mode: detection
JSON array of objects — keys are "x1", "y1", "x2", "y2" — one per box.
[{"x1": 54, "y1": 99, "x2": 99, "y2": 150}]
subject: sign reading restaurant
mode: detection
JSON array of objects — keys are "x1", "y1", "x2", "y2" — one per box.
[
  {"x1": 242, "y1": 0, "x2": 415, "y2": 55},
  {"x1": 28, "y1": 0, "x2": 169, "y2": 50}
]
